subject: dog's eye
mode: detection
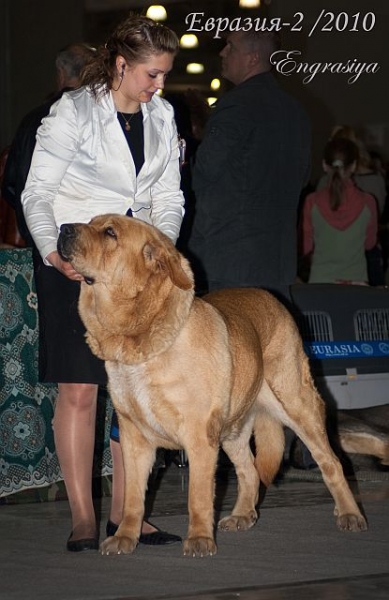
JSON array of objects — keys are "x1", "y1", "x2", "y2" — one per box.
[{"x1": 104, "y1": 227, "x2": 117, "y2": 239}]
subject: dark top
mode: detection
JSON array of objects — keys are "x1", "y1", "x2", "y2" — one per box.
[
  {"x1": 117, "y1": 110, "x2": 144, "y2": 176},
  {"x1": 188, "y1": 72, "x2": 311, "y2": 301}
]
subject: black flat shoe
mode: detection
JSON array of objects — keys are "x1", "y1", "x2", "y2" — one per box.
[
  {"x1": 106, "y1": 519, "x2": 118, "y2": 537},
  {"x1": 139, "y1": 529, "x2": 182, "y2": 545},
  {"x1": 105, "y1": 520, "x2": 181, "y2": 545},
  {"x1": 66, "y1": 533, "x2": 99, "y2": 552}
]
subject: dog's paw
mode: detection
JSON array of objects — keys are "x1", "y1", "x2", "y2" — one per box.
[
  {"x1": 336, "y1": 513, "x2": 368, "y2": 532},
  {"x1": 183, "y1": 536, "x2": 217, "y2": 557},
  {"x1": 100, "y1": 535, "x2": 138, "y2": 555},
  {"x1": 218, "y1": 511, "x2": 257, "y2": 532}
]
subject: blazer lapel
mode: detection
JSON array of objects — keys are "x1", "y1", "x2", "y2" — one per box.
[
  {"x1": 98, "y1": 92, "x2": 137, "y2": 183},
  {"x1": 141, "y1": 103, "x2": 165, "y2": 179}
]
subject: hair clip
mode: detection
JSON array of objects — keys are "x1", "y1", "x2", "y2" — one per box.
[{"x1": 332, "y1": 159, "x2": 344, "y2": 168}]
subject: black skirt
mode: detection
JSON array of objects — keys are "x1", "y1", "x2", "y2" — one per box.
[{"x1": 32, "y1": 249, "x2": 107, "y2": 385}]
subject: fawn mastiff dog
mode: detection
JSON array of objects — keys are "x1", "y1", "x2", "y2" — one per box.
[{"x1": 57, "y1": 215, "x2": 367, "y2": 557}]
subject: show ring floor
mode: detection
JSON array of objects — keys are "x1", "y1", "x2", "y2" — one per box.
[{"x1": 1, "y1": 458, "x2": 389, "y2": 600}]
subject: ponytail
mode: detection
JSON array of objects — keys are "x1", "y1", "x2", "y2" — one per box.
[{"x1": 323, "y1": 138, "x2": 359, "y2": 211}]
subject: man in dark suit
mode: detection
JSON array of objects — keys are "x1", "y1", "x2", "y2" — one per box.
[{"x1": 189, "y1": 30, "x2": 311, "y2": 304}]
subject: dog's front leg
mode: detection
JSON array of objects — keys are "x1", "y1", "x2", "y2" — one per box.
[
  {"x1": 100, "y1": 419, "x2": 155, "y2": 555},
  {"x1": 183, "y1": 443, "x2": 219, "y2": 558}
]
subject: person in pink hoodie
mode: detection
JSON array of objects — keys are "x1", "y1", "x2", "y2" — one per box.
[{"x1": 300, "y1": 137, "x2": 378, "y2": 284}]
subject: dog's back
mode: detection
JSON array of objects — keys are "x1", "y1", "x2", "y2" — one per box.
[{"x1": 203, "y1": 287, "x2": 307, "y2": 390}]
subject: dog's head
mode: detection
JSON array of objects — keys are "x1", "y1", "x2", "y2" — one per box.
[
  {"x1": 57, "y1": 215, "x2": 194, "y2": 358},
  {"x1": 58, "y1": 214, "x2": 192, "y2": 290}
]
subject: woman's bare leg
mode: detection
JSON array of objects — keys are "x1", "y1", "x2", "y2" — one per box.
[
  {"x1": 53, "y1": 383, "x2": 98, "y2": 540},
  {"x1": 109, "y1": 439, "x2": 157, "y2": 534}
]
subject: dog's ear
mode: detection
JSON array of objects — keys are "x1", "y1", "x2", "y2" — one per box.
[{"x1": 143, "y1": 241, "x2": 193, "y2": 290}]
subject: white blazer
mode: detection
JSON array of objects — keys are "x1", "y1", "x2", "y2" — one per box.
[{"x1": 21, "y1": 86, "x2": 184, "y2": 262}]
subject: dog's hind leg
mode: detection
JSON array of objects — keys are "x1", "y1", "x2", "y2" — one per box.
[
  {"x1": 218, "y1": 418, "x2": 260, "y2": 532},
  {"x1": 262, "y1": 360, "x2": 368, "y2": 532}
]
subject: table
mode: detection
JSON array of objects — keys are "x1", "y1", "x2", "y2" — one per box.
[{"x1": 0, "y1": 248, "x2": 113, "y2": 498}]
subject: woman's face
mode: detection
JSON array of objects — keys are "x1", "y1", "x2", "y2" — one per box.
[{"x1": 119, "y1": 52, "x2": 175, "y2": 104}]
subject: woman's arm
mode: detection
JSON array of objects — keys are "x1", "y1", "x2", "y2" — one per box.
[
  {"x1": 21, "y1": 94, "x2": 80, "y2": 263},
  {"x1": 149, "y1": 110, "x2": 185, "y2": 243}
]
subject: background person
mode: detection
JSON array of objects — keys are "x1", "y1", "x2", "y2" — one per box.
[
  {"x1": 315, "y1": 125, "x2": 386, "y2": 285},
  {"x1": 21, "y1": 15, "x2": 184, "y2": 552},
  {"x1": 316, "y1": 125, "x2": 386, "y2": 216},
  {"x1": 188, "y1": 29, "x2": 311, "y2": 305},
  {"x1": 2, "y1": 43, "x2": 97, "y2": 247},
  {"x1": 299, "y1": 137, "x2": 378, "y2": 285}
]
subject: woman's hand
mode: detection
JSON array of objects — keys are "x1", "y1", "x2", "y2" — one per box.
[{"x1": 46, "y1": 251, "x2": 84, "y2": 281}]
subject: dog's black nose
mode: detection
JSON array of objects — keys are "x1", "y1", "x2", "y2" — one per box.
[
  {"x1": 58, "y1": 223, "x2": 79, "y2": 261},
  {"x1": 60, "y1": 223, "x2": 77, "y2": 237}
]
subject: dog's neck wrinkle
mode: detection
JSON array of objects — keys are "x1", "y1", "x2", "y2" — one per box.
[
  {"x1": 90, "y1": 278, "x2": 150, "y2": 335},
  {"x1": 105, "y1": 285, "x2": 194, "y2": 364},
  {"x1": 133, "y1": 286, "x2": 194, "y2": 362}
]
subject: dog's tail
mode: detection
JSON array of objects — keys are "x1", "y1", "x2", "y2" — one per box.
[{"x1": 253, "y1": 411, "x2": 285, "y2": 487}]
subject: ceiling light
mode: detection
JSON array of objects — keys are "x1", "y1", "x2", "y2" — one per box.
[
  {"x1": 146, "y1": 5, "x2": 167, "y2": 21},
  {"x1": 180, "y1": 34, "x2": 199, "y2": 49},
  {"x1": 207, "y1": 97, "x2": 218, "y2": 106},
  {"x1": 239, "y1": 0, "x2": 260, "y2": 7},
  {"x1": 186, "y1": 63, "x2": 204, "y2": 74},
  {"x1": 210, "y1": 78, "x2": 221, "y2": 91}
]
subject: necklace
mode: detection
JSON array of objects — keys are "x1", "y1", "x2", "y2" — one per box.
[{"x1": 119, "y1": 110, "x2": 138, "y2": 132}]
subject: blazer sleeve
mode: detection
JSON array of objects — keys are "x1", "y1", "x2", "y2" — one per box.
[
  {"x1": 21, "y1": 95, "x2": 80, "y2": 262},
  {"x1": 148, "y1": 107, "x2": 184, "y2": 244}
]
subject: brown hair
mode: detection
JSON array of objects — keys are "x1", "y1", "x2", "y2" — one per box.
[
  {"x1": 82, "y1": 15, "x2": 179, "y2": 98},
  {"x1": 330, "y1": 125, "x2": 372, "y2": 172},
  {"x1": 323, "y1": 138, "x2": 359, "y2": 211}
]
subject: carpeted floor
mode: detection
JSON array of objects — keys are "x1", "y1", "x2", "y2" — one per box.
[{"x1": 1, "y1": 459, "x2": 388, "y2": 600}]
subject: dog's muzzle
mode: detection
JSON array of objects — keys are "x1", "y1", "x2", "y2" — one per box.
[
  {"x1": 57, "y1": 223, "x2": 79, "y2": 262},
  {"x1": 57, "y1": 223, "x2": 95, "y2": 285}
]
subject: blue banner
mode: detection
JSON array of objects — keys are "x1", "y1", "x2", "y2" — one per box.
[{"x1": 304, "y1": 340, "x2": 389, "y2": 360}]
